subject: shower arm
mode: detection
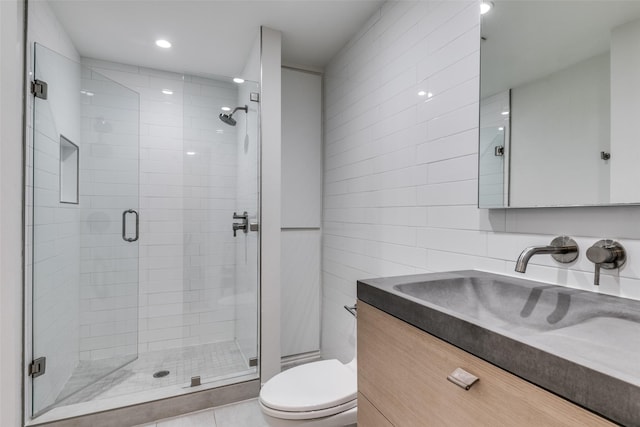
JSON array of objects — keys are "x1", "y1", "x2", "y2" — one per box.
[{"x1": 231, "y1": 105, "x2": 248, "y2": 115}]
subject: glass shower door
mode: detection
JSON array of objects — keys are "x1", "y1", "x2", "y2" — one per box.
[{"x1": 31, "y1": 43, "x2": 140, "y2": 415}]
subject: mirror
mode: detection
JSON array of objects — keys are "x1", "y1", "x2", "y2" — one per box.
[{"x1": 479, "y1": 1, "x2": 640, "y2": 208}]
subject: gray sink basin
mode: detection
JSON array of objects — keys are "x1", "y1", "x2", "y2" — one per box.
[
  {"x1": 358, "y1": 270, "x2": 640, "y2": 426},
  {"x1": 393, "y1": 274, "x2": 640, "y2": 333}
]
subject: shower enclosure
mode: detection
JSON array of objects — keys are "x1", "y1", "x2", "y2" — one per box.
[{"x1": 29, "y1": 43, "x2": 260, "y2": 420}]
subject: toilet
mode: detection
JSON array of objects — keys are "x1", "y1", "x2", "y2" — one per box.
[{"x1": 259, "y1": 358, "x2": 357, "y2": 426}]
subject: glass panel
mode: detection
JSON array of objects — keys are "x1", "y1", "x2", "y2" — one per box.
[
  {"x1": 176, "y1": 76, "x2": 260, "y2": 385},
  {"x1": 233, "y1": 81, "x2": 260, "y2": 373},
  {"x1": 32, "y1": 43, "x2": 139, "y2": 415}
]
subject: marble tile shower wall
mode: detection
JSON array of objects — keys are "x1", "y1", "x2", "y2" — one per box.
[
  {"x1": 81, "y1": 59, "x2": 238, "y2": 355},
  {"x1": 322, "y1": 0, "x2": 640, "y2": 363}
]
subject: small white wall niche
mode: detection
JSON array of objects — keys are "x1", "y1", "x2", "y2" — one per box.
[{"x1": 59, "y1": 135, "x2": 79, "y2": 204}]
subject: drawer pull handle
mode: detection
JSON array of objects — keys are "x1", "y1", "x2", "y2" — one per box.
[{"x1": 447, "y1": 368, "x2": 479, "y2": 390}]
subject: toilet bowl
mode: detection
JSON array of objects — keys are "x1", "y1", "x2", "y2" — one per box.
[{"x1": 259, "y1": 358, "x2": 357, "y2": 426}]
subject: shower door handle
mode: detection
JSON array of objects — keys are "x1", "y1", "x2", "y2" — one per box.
[{"x1": 122, "y1": 209, "x2": 139, "y2": 242}]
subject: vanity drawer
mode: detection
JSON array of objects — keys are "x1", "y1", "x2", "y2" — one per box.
[{"x1": 357, "y1": 302, "x2": 614, "y2": 426}]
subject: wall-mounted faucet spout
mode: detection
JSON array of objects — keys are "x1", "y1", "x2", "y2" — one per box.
[{"x1": 515, "y1": 236, "x2": 579, "y2": 273}]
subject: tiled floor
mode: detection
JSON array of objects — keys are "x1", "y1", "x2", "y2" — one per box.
[
  {"x1": 135, "y1": 399, "x2": 269, "y2": 427},
  {"x1": 57, "y1": 341, "x2": 253, "y2": 407}
]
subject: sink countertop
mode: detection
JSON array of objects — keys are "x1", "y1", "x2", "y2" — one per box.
[{"x1": 357, "y1": 270, "x2": 640, "y2": 426}]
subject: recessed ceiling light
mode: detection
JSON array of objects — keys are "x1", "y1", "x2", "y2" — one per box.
[
  {"x1": 501, "y1": 111, "x2": 509, "y2": 116},
  {"x1": 418, "y1": 90, "x2": 427, "y2": 97},
  {"x1": 186, "y1": 151, "x2": 196, "y2": 156},
  {"x1": 221, "y1": 107, "x2": 231, "y2": 112},
  {"x1": 162, "y1": 89, "x2": 173, "y2": 95},
  {"x1": 427, "y1": 92, "x2": 433, "y2": 98},
  {"x1": 233, "y1": 77, "x2": 245, "y2": 84},
  {"x1": 480, "y1": 1, "x2": 493, "y2": 15},
  {"x1": 155, "y1": 39, "x2": 172, "y2": 49},
  {"x1": 498, "y1": 127, "x2": 504, "y2": 131}
]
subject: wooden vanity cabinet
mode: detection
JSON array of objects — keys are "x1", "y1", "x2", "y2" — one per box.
[{"x1": 357, "y1": 301, "x2": 614, "y2": 426}]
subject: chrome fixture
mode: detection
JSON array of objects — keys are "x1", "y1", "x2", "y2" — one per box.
[
  {"x1": 122, "y1": 209, "x2": 139, "y2": 242},
  {"x1": 343, "y1": 302, "x2": 357, "y2": 318},
  {"x1": 219, "y1": 105, "x2": 248, "y2": 126},
  {"x1": 232, "y1": 211, "x2": 248, "y2": 236},
  {"x1": 515, "y1": 236, "x2": 578, "y2": 273},
  {"x1": 586, "y1": 240, "x2": 626, "y2": 286}
]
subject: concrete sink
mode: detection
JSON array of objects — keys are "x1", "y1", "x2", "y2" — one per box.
[{"x1": 393, "y1": 274, "x2": 640, "y2": 333}]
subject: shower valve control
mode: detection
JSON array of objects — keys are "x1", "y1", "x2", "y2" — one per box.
[{"x1": 232, "y1": 211, "x2": 249, "y2": 237}]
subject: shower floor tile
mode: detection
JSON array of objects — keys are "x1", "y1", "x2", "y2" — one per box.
[{"x1": 58, "y1": 341, "x2": 251, "y2": 407}]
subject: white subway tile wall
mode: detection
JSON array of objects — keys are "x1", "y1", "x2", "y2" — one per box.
[
  {"x1": 83, "y1": 59, "x2": 242, "y2": 355},
  {"x1": 78, "y1": 66, "x2": 139, "y2": 363},
  {"x1": 322, "y1": 0, "x2": 640, "y2": 363},
  {"x1": 28, "y1": 1, "x2": 83, "y2": 410}
]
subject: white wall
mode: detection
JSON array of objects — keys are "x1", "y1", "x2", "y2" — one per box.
[
  {"x1": 259, "y1": 26, "x2": 282, "y2": 383},
  {"x1": 0, "y1": 0, "x2": 25, "y2": 425},
  {"x1": 280, "y1": 68, "x2": 322, "y2": 357},
  {"x1": 510, "y1": 53, "x2": 610, "y2": 206},
  {"x1": 281, "y1": 68, "x2": 322, "y2": 228},
  {"x1": 322, "y1": 0, "x2": 640, "y2": 363}
]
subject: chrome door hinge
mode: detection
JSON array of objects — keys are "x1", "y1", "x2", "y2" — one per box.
[
  {"x1": 494, "y1": 145, "x2": 505, "y2": 157},
  {"x1": 29, "y1": 357, "x2": 46, "y2": 378},
  {"x1": 31, "y1": 80, "x2": 48, "y2": 100},
  {"x1": 250, "y1": 92, "x2": 260, "y2": 102},
  {"x1": 249, "y1": 357, "x2": 258, "y2": 367}
]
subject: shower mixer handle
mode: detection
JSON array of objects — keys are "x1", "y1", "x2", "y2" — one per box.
[{"x1": 232, "y1": 211, "x2": 249, "y2": 237}]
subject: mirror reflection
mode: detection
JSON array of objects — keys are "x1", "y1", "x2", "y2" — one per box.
[{"x1": 479, "y1": 1, "x2": 640, "y2": 208}]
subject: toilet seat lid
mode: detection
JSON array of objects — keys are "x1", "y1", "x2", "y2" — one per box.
[{"x1": 259, "y1": 359, "x2": 357, "y2": 412}]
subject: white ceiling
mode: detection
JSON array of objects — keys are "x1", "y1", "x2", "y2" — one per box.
[
  {"x1": 481, "y1": 1, "x2": 640, "y2": 97},
  {"x1": 48, "y1": 0, "x2": 385, "y2": 78}
]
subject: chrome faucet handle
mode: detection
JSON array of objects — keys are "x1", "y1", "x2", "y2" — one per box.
[
  {"x1": 586, "y1": 240, "x2": 626, "y2": 286},
  {"x1": 232, "y1": 211, "x2": 249, "y2": 237},
  {"x1": 233, "y1": 211, "x2": 248, "y2": 220}
]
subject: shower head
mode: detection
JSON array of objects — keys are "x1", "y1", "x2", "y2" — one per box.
[
  {"x1": 218, "y1": 105, "x2": 248, "y2": 126},
  {"x1": 219, "y1": 113, "x2": 237, "y2": 126}
]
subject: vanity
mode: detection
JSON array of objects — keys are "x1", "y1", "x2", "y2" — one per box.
[{"x1": 357, "y1": 271, "x2": 640, "y2": 426}]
